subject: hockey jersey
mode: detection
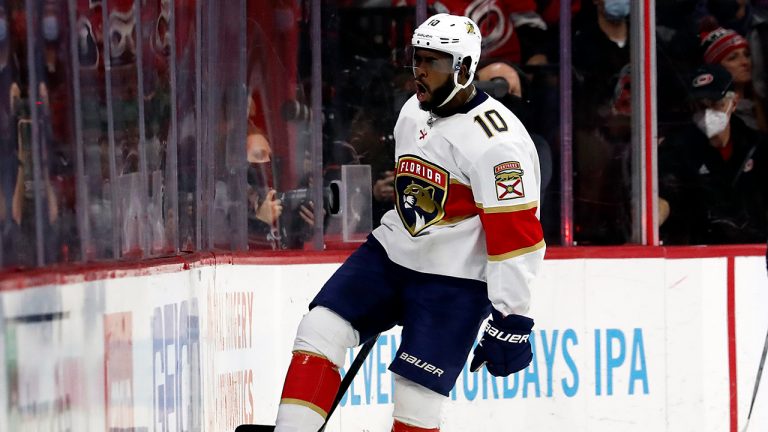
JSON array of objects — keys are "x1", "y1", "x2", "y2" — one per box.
[{"x1": 372, "y1": 91, "x2": 545, "y2": 316}]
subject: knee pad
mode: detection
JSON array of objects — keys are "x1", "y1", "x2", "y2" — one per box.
[
  {"x1": 392, "y1": 374, "x2": 445, "y2": 429},
  {"x1": 293, "y1": 306, "x2": 359, "y2": 368}
]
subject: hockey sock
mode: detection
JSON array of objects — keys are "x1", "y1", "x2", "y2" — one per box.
[
  {"x1": 392, "y1": 374, "x2": 444, "y2": 429},
  {"x1": 275, "y1": 351, "x2": 341, "y2": 431},
  {"x1": 391, "y1": 419, "x2": 440, "y2": 432}
]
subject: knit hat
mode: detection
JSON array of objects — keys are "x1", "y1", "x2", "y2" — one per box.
[{"x1": 700, "y1": 27, "x2": 749, "y2": 64}]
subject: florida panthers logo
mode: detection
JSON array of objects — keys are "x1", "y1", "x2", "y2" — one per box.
[
  {"x1": 395, "y1": 155, "x2": 448, "y2": 236},
  {"x1": 402, "y1": 182, "x2": 444, "y2": 231}
]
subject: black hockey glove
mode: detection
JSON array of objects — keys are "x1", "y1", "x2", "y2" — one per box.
[{"x1": 470, "y1": 309, "x2": 534, "y2": 377}]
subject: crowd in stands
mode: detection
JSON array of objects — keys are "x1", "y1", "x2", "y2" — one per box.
[{"x1": 0, "y1": 0, "x2": 765, "y2": 271}]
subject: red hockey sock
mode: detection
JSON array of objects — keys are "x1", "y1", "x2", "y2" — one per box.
[
  {"x1": 391, "y1": 420, "x2": 440, "y2": 432},
  {"x1": 280, "y1": 351, "x2": 341, "y2": 419}
]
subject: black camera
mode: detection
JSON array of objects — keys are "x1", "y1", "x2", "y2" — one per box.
[
  {"x1": 279, "y1": 183, "x2": 340, "y2": 216},
  {"x1": 474, "y1": 77, "x2": 510, "y2": 99}
]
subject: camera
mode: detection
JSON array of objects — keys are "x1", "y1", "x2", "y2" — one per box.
[
  {"x1": 474, "y1": 77, "x2": 509, "y2": 98},
  {"x1": 279, "y1": 182, "x2": 340, "y2": 216},
  {"x1": 281, "y1": 100, "x2": 313, "y2": 122}
]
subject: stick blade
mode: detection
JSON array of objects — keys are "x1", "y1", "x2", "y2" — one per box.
[{"x1": 235, "y1": 425, "x2": 275, "y2": 432}]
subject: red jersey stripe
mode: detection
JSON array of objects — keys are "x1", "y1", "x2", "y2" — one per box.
[
  {"x1": 479, "y1": 206, "x2": 544, "y2": 257},
  {"x1": 443, "y1": 181, "x2": 479, "y2": 221}
]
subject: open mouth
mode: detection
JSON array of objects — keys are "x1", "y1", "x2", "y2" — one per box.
[{"x1": 415, "y1": 81, "x2": 428, "y2": 101}]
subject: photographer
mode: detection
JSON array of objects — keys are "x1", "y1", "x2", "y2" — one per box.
[
  {"x1": 659, "y1": 64, "x2": 768, "y2": 244},
  {"x1": 246, "y1": 126, "x2": 284, "y2": 249}
]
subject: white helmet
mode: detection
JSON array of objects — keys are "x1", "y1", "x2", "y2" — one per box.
[{"x1": 411, "y1": 13, "x2": 482, "y2": 107}]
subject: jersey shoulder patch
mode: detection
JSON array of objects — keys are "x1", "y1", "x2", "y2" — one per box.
[{"x1": 494, "y1": 161, "x2": 525, "y2": 200}]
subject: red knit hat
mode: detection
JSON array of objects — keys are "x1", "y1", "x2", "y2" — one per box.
[{"x1": 701, "y1": 27, "x2": 749, "y2": 64}]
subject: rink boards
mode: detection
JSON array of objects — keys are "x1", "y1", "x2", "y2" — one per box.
[{"x1": 0, "y1": 251, "x2": 766, "y2": 432}]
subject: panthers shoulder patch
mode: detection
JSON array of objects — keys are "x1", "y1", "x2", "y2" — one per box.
[
  {"x1": 395, "y1": 155, "x2": 449, "y2": 236},
  {"x1": 494, "y1": 161, "x2": 525, "y2": 200}
]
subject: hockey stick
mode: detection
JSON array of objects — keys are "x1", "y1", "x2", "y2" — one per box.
[
  {"x1": 741, "y1": 326, "x2": 768, "y2": 432},
  {"x1": 236, "y1": 333, "x2": 381, "y2": 432}
]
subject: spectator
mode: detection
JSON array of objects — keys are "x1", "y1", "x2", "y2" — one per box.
[
  {"x1": 658, "y1": 63, "x2": 768, "y2": 244},
  {"x1": 245, "y1": 123, "x2": 348, "y2": 250},
  {"x1": 745, "y1": 1, "x2": 768, "y2": 110},
  {"x1": 571, "y1": 0, "x2": 633, "y2": 244},
  {"x1": 572, "y1": 0, "x2": 630, "y2": 125},
  {"x1": 707, "y1": 0, "x2": 755, "y2": 37},
  {"x1": 656, "y1": 0, "x2": 710, "y2": 130},
  {"x1": 245, "y1": 125, "x2": 283, "y2": 249},
  {"x1": 535, "y1": 0, "x2": 583, "y2": 66},
  {"x1": 700, "y1": 25, "x2": 768, "y2": 132}
]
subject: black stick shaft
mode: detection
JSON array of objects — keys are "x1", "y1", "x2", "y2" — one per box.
[
  {"x1": 319, "y1": 334, "x2": 381, "y2": 431},
  {"x1": 237, "y1": 333, "x2": 381, "y2": 432},
  {"x1": 745, "y1": 327, "x2": 768, "y2": 421}
]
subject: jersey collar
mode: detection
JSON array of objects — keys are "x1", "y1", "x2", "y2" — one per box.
[{"x1": 431, "y1": 91, "x2": 488, "y2": 119}]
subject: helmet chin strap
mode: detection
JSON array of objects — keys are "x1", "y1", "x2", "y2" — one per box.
[{"x1": 436, "y1": 70, "x2": 475, "y2": 108}]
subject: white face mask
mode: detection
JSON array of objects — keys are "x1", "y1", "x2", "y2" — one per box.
[
  {"x1": 604, "y1": 0, "x2": 630, "y2": 21},
  {"x1": 693, "y1": 105, "x2": 730, "y2": 138}
]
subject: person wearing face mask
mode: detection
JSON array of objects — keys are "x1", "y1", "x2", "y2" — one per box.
[
  {"x1": 245, "y1": 125, "x2": 283, "y2": 249},
  {"x1": 571, "y1": 0, "x2": 633, "y2": 244},
  {"x1": 572, "y1": 0, "x2": 630, "y2": 115},
  {"x1": 700, "y1": 25, "x2": 768, "y2": 132},
  {"x1": 706, "y1": 1, "x2": 768, "y2": 124},
  {"x1": 658, "y1": 64, "x2": 768, "y2": 245}
]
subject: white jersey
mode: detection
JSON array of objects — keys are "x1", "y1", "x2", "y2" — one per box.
[{"x1": 372, "y1": 92, "x2": 546, "y2": 316}]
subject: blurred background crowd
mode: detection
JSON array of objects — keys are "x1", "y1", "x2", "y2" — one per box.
[{"x1": 0, "y1": 0, "x2": 766, "y2": 271}]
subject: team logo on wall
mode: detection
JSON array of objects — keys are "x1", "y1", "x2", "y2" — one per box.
[
  {"x1": 395, "y1": 155, "x2": 449, "y2": 236},
  {"x1": 76, "y1": 17, "x2": 100, "y2": 69},
  {"x1": 108, "y1": 7, "x2": 136, "y2": 65},
  {"x1": 494, "y1": 161, "x2": 525, "y2": 200}
]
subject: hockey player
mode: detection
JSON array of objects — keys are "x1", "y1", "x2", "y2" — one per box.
[{"x1": 274, "y1": 13, "x2": 545, "y2": 432}]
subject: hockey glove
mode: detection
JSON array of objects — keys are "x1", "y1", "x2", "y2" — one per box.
[{"x1": 470, "y1": 309, "x2": 534, "y2": 377}]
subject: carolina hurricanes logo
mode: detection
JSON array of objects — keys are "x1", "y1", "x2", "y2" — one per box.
[
  {"x1": 77, "y1": 17, "x2": 100, "y2": 69},
  {"x1": 108, "y1": 7, "x2": 136, "y2": 65},
  {"x1": 744, "y1": 158, "x2": 754, "y2": 173},
  {"x1": 692, "y1": 73, "x2": 714, "y2": 87},
  {"x1": 152, "y1": 0, "x2": 171, "y2": 57},
  {"x1": 465, "y1": 0, "x2": 512, "y2": 55},
  {"x1": 395, "y1": 155, "x2": 449, "y2": 236}
]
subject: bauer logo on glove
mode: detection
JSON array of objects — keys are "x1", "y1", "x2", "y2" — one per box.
[
  {"x1": 470, "y1": 309, "x2": 534, "y2": 377},
  {"x1": 485, "y1": 321, "x2": 530, "y2": 343}
]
